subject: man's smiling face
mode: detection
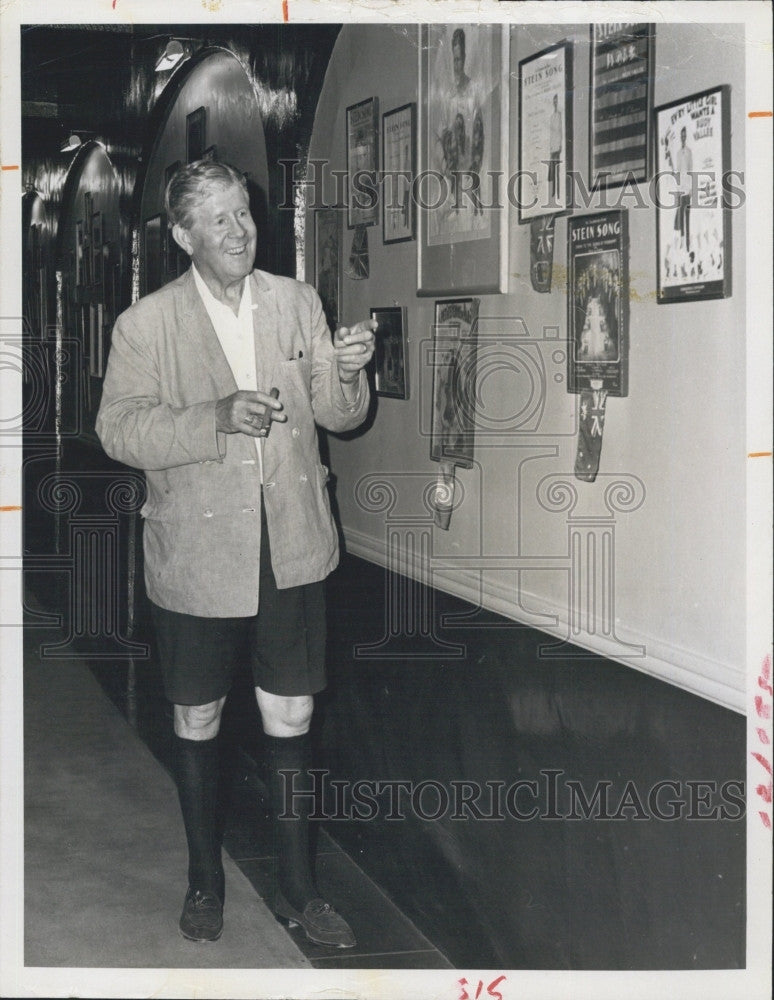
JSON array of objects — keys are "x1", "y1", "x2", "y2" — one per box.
[{"x1": 179, "y1": 182, "x2": 257, "y2": 292}]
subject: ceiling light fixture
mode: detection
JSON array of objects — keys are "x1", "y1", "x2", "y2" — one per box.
[
  {"x1": 60, "y1": 134, "x2": 82, "y2": 153},
  {"x1": 154, "y1": 39, "x2": 186, "y2": 73}
]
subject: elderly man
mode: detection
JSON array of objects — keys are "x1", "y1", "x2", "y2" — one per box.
[{"x1": 97, "y1": 160, "x2": 374, "y2": 949}]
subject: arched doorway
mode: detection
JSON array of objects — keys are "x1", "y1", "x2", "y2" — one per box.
[
  {"x1": 139, "y1": 47, "x2": 270, "y2": 296},
  {"x1": 56, "y1": 140, "x2": 122, "y2": 439}
]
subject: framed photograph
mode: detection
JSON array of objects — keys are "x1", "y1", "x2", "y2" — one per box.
[
  {"x1": 370, "y1": 306, "x2": 409, "y2": 399},
  {"x1": 346, "y1": 97, "x2": 379, "y2": 229},
  {"x1": 430, "y1": 297, "x2": 480, "y2": 468},
  {"x1": 418, "y1": 25, "x2": 508, "y2": 295},
  {"x1": 567, "y1": 211, "x2": 629, "y2": 397},
  {"x1": 655, "y1": 85, "x2": 731, "y2": 303},
  {"x1": 589, "y1": 23, "x2": 655, "y2": 190},
  {"x1": 313, "y1": 208, "x2": 342, "y2": 334},
  {"x1": 382, "y1": 103, "x2": 416, "y2": 243},
  {"x1": 518, "y1": 41, "x2": 573, "y2": 223},
  {"x1": 186, "y1": 106, "x2": 206, "y2": 163}
]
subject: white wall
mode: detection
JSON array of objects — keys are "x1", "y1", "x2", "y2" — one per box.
[{"x1": 307, "y1": 22, "x2": 746, "y2": 711}]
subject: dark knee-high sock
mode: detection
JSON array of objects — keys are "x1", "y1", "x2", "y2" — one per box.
[
  {"x1": 266, "y1": 732, "x2": 318, "y2": 911},
  {"x1": 173, "y1": 733, "x2": 224, "y2": 899}
]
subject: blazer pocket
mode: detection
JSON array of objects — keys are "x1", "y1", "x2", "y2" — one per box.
[{"x1": 279, "y1": 356, "x2": 312, "y2": 387}]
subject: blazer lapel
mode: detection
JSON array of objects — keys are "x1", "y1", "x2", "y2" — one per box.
[
  {"x1": 176, "y1": 267, "x2": 238, "y2": 397},
  {"x1": 250, "y1": 271, "x2": 284, "y2": 389}
]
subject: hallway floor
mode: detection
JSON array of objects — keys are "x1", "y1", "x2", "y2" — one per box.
[{"x1": 22, "y1": 607, "x2": 451, "y2": 970}]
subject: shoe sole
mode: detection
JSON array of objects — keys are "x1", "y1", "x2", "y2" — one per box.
[{"x1": 179, "y1": 924, "x2": 223, "y2": 943}]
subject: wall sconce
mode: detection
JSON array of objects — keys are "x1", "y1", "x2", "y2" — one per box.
[{"x1": 154, "y1": 39, "x2": 187, "y2": 73}]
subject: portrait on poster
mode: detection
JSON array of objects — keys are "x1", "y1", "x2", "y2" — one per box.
[
  {"x1": 382, "y1": 103, "x2": 416, "y2": 244},
  {"x1": 517, "y1": 41, "x2": 573, "y2": 223},
  {"x1": 346, "y1": 96, "x2": 379, "y2": 229},
  {"x1": 418, "y1": 24, "x2": 507, "y2": 295},
  {"x1": 314, "y1": 208, "x2": 342, "y2": 334},
  {"x1": 655, "y1": 85, "x2": 731, "y2": 303},
  {"x1": 430, "y1": 297, "x2": 480, "y2": 467},
  {"x1": 567, "y1": 211, "x2": 629, "y2": 397}
]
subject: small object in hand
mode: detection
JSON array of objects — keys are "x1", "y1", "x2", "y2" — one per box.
[{"x1": 258, "y1": 387, "x2": 280, "y2": 436}]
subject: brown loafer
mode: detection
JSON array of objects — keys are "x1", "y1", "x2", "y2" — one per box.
[
  {"x1": 274, "y1": 891, "x2": 356, "y2": 949},
  {"x1": 179, "y1": 887, "x2": 223, "y2": 942}
]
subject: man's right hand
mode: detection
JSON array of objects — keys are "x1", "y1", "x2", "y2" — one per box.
[{"x1": 215, "y1": 390, "x2": 286, "y2": 437}]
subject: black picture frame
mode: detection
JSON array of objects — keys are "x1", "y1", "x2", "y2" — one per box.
[
  {"x1": 186, "y1": 107, "x2": 207, "y2": 163},
  {"x1": 567, "y1": 210, "x2": 629, "y2": 397},
  {"x1": 381, "y1": 103, "x2": 416, "y2": 244},
  {"x1": 314, "y1": 208, "x2": 342, "y2": 334},
  {"x1": 91, "y1": 212, "x2": 103, "y2": 288},
  {"x1": 589, "y1": 23, "x2": 655, "y2": 190},
  {"x1": 517, "y1": 40, "x2": 574, "y2": 223},
  {"x1": 143, "y1": 214, "x2": 163, "y2": 296},
  {"x1": 430, "y1": 297, "x2": 480, "y2": 468},
  {"x1": 165, "y1": 160, "x2": 181, "y2": 192},
  {"x1": 654, "y1": 85, "x2": 732, "y2": 303},
  {"x1": 370, "y1": 306, "x2": 409, "y2": 399},
  {"x1": 346, "y1": 97, "x2": 379, "y2": 229}
]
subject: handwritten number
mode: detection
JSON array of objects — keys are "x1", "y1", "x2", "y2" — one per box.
[{"x1": 487, "y1": 975, "x2": 507, "y2": 1000}]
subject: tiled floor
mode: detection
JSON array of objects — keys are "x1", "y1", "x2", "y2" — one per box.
[
  {"x1": 219, "y1": 753, "x2": 452, "y2": 968},
  {"x1": 85, "y1": 647, "x2": 452, "y2": 970}
]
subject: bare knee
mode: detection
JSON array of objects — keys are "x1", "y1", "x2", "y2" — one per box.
[
  {"x1": 173, "y1": 698, "x2": 226, "y2": 740},
  {"x1": 255, "y1": 688, "x2": 313, "y2": 737}
]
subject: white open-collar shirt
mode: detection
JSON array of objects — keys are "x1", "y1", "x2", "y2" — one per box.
[{"x1": 192, "y1": 262, "x2": 264, "y2": 480}]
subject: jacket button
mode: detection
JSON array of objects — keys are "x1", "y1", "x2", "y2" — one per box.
[
  {"x1": 291, "y1": 427, "x2": 300, "y2": 438},
  {"x1": 203, "y1": 508, "x2": 213, "y2": 517}
]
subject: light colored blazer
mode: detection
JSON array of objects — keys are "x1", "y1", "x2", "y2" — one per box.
[{"x1": 96, "y1": 268, "x2": 369, "y2": 617}]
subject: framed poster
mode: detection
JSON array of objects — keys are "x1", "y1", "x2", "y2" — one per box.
[
  {"x1": 567, "y1": 211, "x2": 629, "y2": 397},
  {"x1": 430, "y1": 297, "x2": 480, "y2": 467},
  {"x1": 370, "y1": 306, "x2": 409, "y2": 399},
  {"x1": 418, "y1": 25, "x2": 508, "y2": 295},
  {"x1": 518, "y1": 41, "x2": 574, "y2": 223},
  {"x1": 589, "y1": 23, "x2": 655, "y2": 189},
  {"x1": 186, "y1": 106, "x2": 206, "y2": 163},
  {"x1": 346, "y1": 97, "x2": 379, "y2": 229},
  {"x1": 655, "y1": 85, "x2": 731, "y2": 303},
  {"x1": 314, "y1": 208, "x2": 342, "y2": 334},
  {"x1": 382, "y1": 103, "x2": 416, "y2": 243}
]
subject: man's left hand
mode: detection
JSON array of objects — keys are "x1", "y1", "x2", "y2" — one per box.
[{"x1": 334, "y1": 320, "x2": 377, "y2": 383}]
